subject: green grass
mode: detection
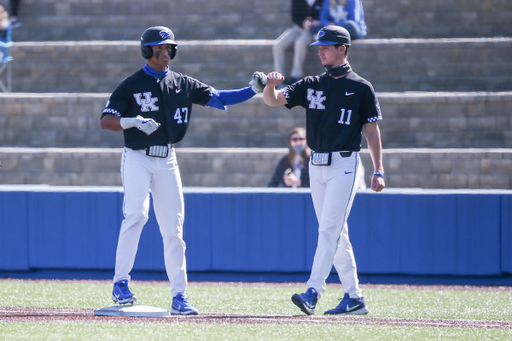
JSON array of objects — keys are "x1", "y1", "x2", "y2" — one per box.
[
  {"x1": 1, "y1": 280, "x2": 512, "y2": 340},
  {"x1": 2, "y1": 323, "x2": 511, "y2": 341}
]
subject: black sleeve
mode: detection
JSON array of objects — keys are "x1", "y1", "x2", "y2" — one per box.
[
  {"x1": 101, "y1": 81, "x2": 131, "y2": 119},
  {"x1": 283, "y1": 78, "x2": 308, "y2": 110},
  {"x1": 187, "y1": 75, "x2": 213, "y2": 106},
  {"x1": 361, "y1": 83, "x2": 383, "y2": 124},
  {"x1": 268, "y1": 156, "x2": 290, "y2": 187}
]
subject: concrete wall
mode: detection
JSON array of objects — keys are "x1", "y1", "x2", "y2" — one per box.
[
  {"x1": 1, "y1": 147, "x2": 511, "y2": 189},
  {"x1": 6, "y1": 38, "x2": 512, "y2": 93},
  {"x1": 5, "y1": 0, "x2": 512, "y2": 41},
  {"x1": 0, "y1": 0, "x2": 510, "y2": 191},
  {"x1": 1, "y1": 92, "x2": 511, "y2": 189},
  {"x1": 1, "y1": 92, "x2": 511, "y2": 149}
]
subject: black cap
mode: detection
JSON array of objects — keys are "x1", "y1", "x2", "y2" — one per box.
[
  {"x1": 310, "y1": 25, "x2": 351, "y2": 46},
  {"x1": 141, "y1": 26, "x2": 177, "y2": 47}
]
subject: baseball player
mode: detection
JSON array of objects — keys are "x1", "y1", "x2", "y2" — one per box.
[
  {"x1": 263, "y1": 25, "x2": 385, "y2": 315},
  {"x1": 100, "y1": 26, "x2": 267, "y2": 315}
]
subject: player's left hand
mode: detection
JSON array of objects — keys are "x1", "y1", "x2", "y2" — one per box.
[
  {"x1": 371, "y1": 175, "x2": 385, "y2": 192},
  {"x1": 136, "y1": 116, "x2": 160, "y2": 135},
  {"x1": 250, "y1": 71, "x2": 268, "y2": 93}
]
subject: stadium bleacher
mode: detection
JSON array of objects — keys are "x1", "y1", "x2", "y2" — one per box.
[{"x1": 0, "y1": 0, "x2": 511, "y2": 189}]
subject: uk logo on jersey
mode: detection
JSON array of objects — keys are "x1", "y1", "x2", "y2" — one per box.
[
  {"x1": 133, "y1": 92, "x2": 159, "y2": 112},
  {"x1": 307, "y1": 89, "x2": 326, "y2": 109}
]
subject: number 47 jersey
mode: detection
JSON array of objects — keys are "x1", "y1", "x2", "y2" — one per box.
[
  {"x1": 102, "y1": 69, "x2": 212, "y2": 150},
  {"x1": 282, "y1": 71, "x2": 383, "y2": 153}
]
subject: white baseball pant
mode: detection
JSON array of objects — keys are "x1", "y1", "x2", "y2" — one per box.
[
  {"x1": 306, "y1": 151, "x2": 363, "y2": 298},
  {"x1": 113, "y1": 146, "x2": 188, "y2": 297}
]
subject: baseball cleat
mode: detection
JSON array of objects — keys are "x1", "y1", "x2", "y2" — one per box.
[
  {"x1": 111, "y1": 280, "x2": 137, "y2": 305},
  {"x1": 324, "y1": 293, "x2": 369, "y2": 315},
  {"x1": 291, "y1": 287, "x2": 318, "y2": 315},
  {"x1": 171, "y1": 293, "x2": 199, "y2": 315}
]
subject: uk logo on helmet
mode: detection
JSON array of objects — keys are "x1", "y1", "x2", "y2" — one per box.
[
  {"x1": 159, "y1": 31, "x2": 171, "y2": 40},
  {"x1": 318, "y1": 30, "x2": 326, "y2": 39}
]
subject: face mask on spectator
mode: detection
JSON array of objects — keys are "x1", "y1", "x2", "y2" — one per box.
[{"x1": 292, "y1": 144, "x2": 306, "y2": 154}]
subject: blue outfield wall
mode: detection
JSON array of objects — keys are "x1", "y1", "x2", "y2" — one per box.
[{"x1": 0, "y1": 185, "x2": 511, "y2": 285}]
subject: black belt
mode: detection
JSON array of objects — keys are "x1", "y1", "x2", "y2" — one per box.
[
  {"x1": 143, "y1": 143, "x2": 173, "y2": 150},
  {"x1": 311, "y1": 151, "x2": 353, "y2": 166}
]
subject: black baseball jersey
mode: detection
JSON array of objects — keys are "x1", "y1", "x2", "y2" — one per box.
[
  {"x1": 283, "y1": 71, "x2": 382, "y2": 152},
  {"x1": 102, "y1": 69, "x2": 212, "y2": 150}
]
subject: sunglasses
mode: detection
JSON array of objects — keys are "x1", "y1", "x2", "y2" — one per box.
[{"x1": 291, "y1": 137, "x2": 306, "y2": 142}]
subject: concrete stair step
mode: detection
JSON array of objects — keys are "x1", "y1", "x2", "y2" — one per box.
[
  {"x1": 9, "y1": 0, "x2": 512, "y2": 41},
  {"x1": 6, "y1": 38, "x2": 512, "y2": 93},
  {"x1": 10, "y1": 0, "x2": 287, "y2": 41},
  {"x1": 1, "y1": 91, "x2": 511, "y2": 149},
  {"x1": 0, "y1": 147, "x2": 510, "y2": 189}
]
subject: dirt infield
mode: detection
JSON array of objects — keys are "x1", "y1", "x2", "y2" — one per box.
[
  {"x1": 1, "y1": 280, "x2": 511, "y2": 328},
  {"x1": 1, "y1": 306, "x2": 511, "y2": 329}
]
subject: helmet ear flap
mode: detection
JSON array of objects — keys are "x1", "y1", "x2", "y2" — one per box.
[
  {"x1": 141, "y1": 44, "x2": 153, "y2": 59},
  {"x1": 170, "y1": 45, "x2": 177, "y2": 60}
]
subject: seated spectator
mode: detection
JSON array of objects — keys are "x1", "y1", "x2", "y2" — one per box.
[
  {"x1": 268, "y1": 127, "x2": 311, "y2": 188},
  {"x1": 319, "y1": 0, "x2": 367, "y2": 40},
  {"x1": 273, "y1": 0, "x2": 323, "y2": 88},
  {"x1": 0, "y1": 5, "x2": 9, "y2": 40}
]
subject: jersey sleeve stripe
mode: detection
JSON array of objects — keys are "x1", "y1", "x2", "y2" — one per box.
[
  {"x1": 103, "y1": 108, "x2": 121, "y2": 116},
  {"x1": 367, "y1": 116, "x2": 382, "y2": 123}
]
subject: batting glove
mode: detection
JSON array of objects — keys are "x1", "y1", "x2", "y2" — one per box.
[
  {"x1": 250, "y1": 71, "x2": 268, "y2": 93},
  {"x1": 120, "y1": 115, "x2": 160, "y2": 135}
]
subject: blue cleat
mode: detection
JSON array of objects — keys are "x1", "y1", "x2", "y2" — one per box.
[
  {"x1": 291, "y1": 287, "x2": 318, "y2": 315},
  {"x1": 171, "y1": 293, "x2": 199, "y2": 315},
  {"x1": 324, "y1": 293, "x2": 369, "y2": 315},
  {"x1": 111, "y1": 280, "x2": 137, "y2": 305}
]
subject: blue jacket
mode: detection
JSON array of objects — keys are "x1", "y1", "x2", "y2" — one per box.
[{"x1": 319, "y1": 0, "x2": 367, "y2": 38}]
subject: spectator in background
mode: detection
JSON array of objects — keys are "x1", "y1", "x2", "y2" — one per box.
[
  {"x1": 319, "y1": 0, "x2": 366, "y2": 40},
  {"x1": 268, "y1": 127, "x2": 311, "y2": 188},
  {"x1": 0, "y1": 5, "x2": 9, "y2": 39},
  {"x1": 273, "y1": 0, "x2": 324, "y2": 88},
  {"x1": 9, "y1": 0, "x2": 22, "y2": 29}
]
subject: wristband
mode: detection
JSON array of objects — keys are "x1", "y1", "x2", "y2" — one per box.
[
  {"x1": 373, "y1": 171, "x2": 385, "y2": 179},
  {"x1": 120, "y1": 117, "x2": 138, "y2": 130}
]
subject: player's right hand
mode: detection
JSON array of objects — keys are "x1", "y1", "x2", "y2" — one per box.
[
  {"x1": 135, "y1": 115, "x2": 160, "y2": 135},
  {"x1": 266, "y1": 72, "x2": 285, "y2": 87},
  {"x1": 371, "y1": 175, "x2": 385, "y2": 192}
]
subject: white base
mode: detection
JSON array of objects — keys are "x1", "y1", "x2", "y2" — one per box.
[{"x1": 94, "y1": 305, "x2": 170, "y2": 317}]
